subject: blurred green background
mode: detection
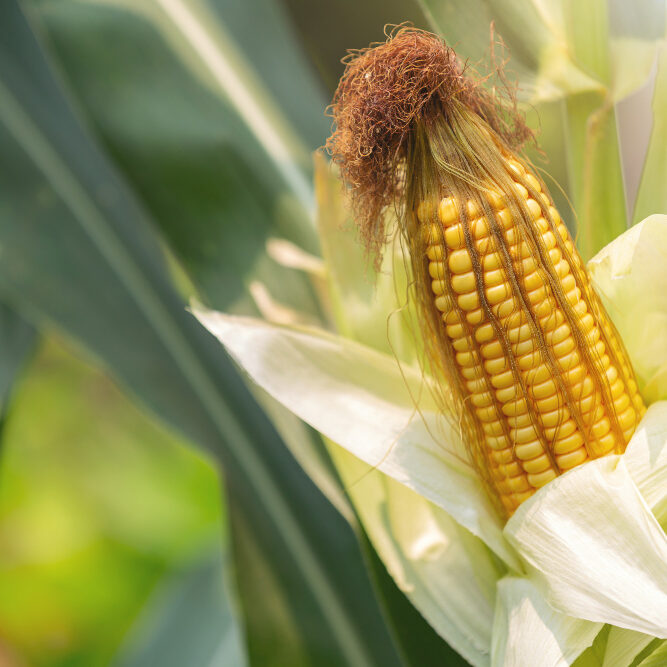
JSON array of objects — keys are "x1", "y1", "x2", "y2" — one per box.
[{"x1": 0, "y1": 0, "x2": 663, "y2": 665}]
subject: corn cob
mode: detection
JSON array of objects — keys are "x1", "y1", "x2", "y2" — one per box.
[
  {"x1": 327, "y1": 27, "x2": 646, "y2": 518},
  {"x1": 416, "y1": 157, "x2": 645, "y2": 516}
]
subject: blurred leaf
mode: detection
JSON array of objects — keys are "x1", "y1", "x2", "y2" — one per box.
[
  {"x1": 420, "y1": 0, "x2": 601, "y2": 101},
  {"x1": 28, "y1": 0, "x2": 322, "y2": 313},
  {"x1": 280, "y1": 0, "x2": 429, "y2": 94},
  {"x1": 0, "y1": 303, "x2": 36, "y2": 430},
  {"x1": 633, "y1": 46, "x2": 667, "y2": 223},
  {"x1": 0, "y1": 3, "x2": 408, "y2": 665},
  {"x1": 113, "y1": 552, "x2": 246, "y2": 667},
  {"x1": 0, "y1": 335, "x2": 223, "y2": 667}
]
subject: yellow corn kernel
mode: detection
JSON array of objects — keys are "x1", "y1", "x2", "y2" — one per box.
[{"x1": 419, "y1": 160, "x2": 646, "y2": 518}]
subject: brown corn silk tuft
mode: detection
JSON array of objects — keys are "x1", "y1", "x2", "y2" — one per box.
[{"x1": 327, "y1": 27, "x2": 646, "y2": 519}]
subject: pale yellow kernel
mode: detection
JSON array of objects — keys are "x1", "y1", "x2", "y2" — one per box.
[
  {"x1": 510, "y1": 241, "x2": 532, "y2": 260},
  {"x1": 450, "y1": 271, "x2": 476, "y2": 294},
  {"x1": 426, "y1": 244, "x2": 444, "y2": 261},
  {"x1": 513, "y1": 182, "x2": 529, "y2": 200},
  {"x1": 526, "y1": 285, "x2": 548, "y2": 306},
  {"x1": 466, "y1": 200, "x2": 481, "y2": 218},
  {"x1": 434, "y1": 295, "x2": 453, "y2": 312},
  {"x1": 491, "y1": 369, "x2": 515, "y2": 389},
  {"x1": 493, "y1": 296, "x2": 519, "y2": 319},
  {"x1": 557, "y1": 446, "x2": 588, "y2": 470},
  {"x1": 443, "y1": 308, "x2": 461, "y2": 325},
  {"x1": 547, "y1": 206, "x2": 561, "y2": 224},
  {"x1": 496, "y1": 208, "x2": 512, "y2": 229},
  {"x1": 590, "y1": 417, "x2": 611, "y2": 439},
  {"x1": 507, "y1": 412, "x2": 532, "y2": 428},
  {"x1": 552, "y1": 336, "x2": 576, "y2": 358},
  {"x1": 487, "y1": 434, "x2": 511, "y2": 450},
  {"x1": 467, "y1": 377, "x2": 488, "y2": 394},
  {"x1": 528, "y1": 468, "x2": 557, "y2": 488},
  {"x1": 438, "y1": 197, "x2": 458, "y2": 225},
  {"x1": 524, "y1": 363, "x2": 551, "y2": 384},
  {"x1": 461, "y1": 365, "x2": 484, "y2": 380},
  {"x1": 502, "y1": 397, "x2": 528, "y2": 417},
  {"x1": 498, "y1": 461, "x2": 523, "y2": 478},
  {"x1": 617, "y1": 406, "x2": 637, "y2": 431},
  {"x1": 554, "y1": 259, "x2": 569, "y2": 279},
  {"x1": 560, "y1": 273, "x2": 576, "y2": 293},
  {"x1": 523, "y1": 269, "x2": 544, "y2": 291},
  {"x1": 431, "y1": 279, "x2": 446, "y2": 296},
  {"x1": 511, "y1": 424, "x2": 539, "y2": 444},
  {"x1": 522, "y1": 453, "x2": 551, "y2": 474},
  {"x1": 594, "y1": 432, "x2": 617, "y2": 455},
  {"x1": 448, "y1": 249, "x2": 472, "y2": 274},
  {"x1": 458, "y1": 291, "x2": 480, "y2": 311},
  {"x1": 535, "y1": 393, "x2": 561, "y2": 412},
  {"x1": 486, "y1": 283, "x2": 512, "y2": 305},
  {"x1": 484, "y1": 268, "x2": 507, "y2": 288},
  {"x1": 605, "y1": 364, "x2": 619, "y2": 385},
  {"x1": 513, "y1": 337, "x2": 536, "y2": 357},
  {"x1": 507, "y1": 159, "x2": 525, "y2": 177},
  {"x1": 558, "y1": 350, "x2": 580, "y2": 371},
  {"x1": 491, "y1": 448, "x2": 514, "y2": 464},
  {"x1": 531, "y1": 378, "x2": 557, "y2": 400},
  {"x1": 485, "y1": 356, "x2": 509, "y2": 375},
  {"x1": 466, "y1": 308, "x2": 485, "y2": 325},
  {"x1": 507, "y1": 322, "x2": 533, "y2": 344},
  {"x1": 456, "y1": 350, "x2": 478, "y2": 367},
  {"x1": 545, "y1": 418, "x2": 576, "y2": 441},
  {"x1": 487, "y1": 189, "x2": 505, "y2": 209},
  {"x1": 518, "y1": 350, "x2": 542, "y2": 371},
  {"x1": 476, "y1": 405, "x2": 499, "y2": 422},
  {"x1": 515, "y1": 441, "x2": 544, "y2": 461},
  {"x1": 539, "y1": 407, "x2": 570, "y2": 428},
  {"x1": 533, "y1": 217, "x2": 550, "y2": 233},
  {"x1": 525, "y1": 173, "x2": 541, "y2": 192},
  {"x1": 557, "y1": 224, "x2": 569, "y2": 241},
  {"x1": 546, "y1": 322, "x2": 571, "y2": 345},
  {"x1": 614, "y1": 392, "x2": 631, "y2": 413},
  {"x1": 482, "y1": 420, "x2": 505, "y2": 436},
  {"x1": 481, "y1": 340, "x2": 504, "y2": 359},
  {"x1": 445, "y1": 224, "x2": 465, "y2": 249},
  {"x1": 475, "y1": 323, "x2": 495, "y2": 343},
  {"x1": 424, "y1": 223, "x2": 443, "y2": 244},
  {"x1": 428, "y1": 261, "x2": 446, "y2": 280},
  {"x1": 446, "y1": 322, "x2": 466, "y2": 338},
  {"x1": 471, "y1": 391, "x2": 494, "y2": 408},
  {"x1": 525, "y1": 198, "x2": 541, "y2": 219},
  {"x1": 553, "y1": 431, "x2": 585, "y2": 455},
  {"x1": 453, "y1": 336, "x2": 475, "y2": 352},
  {"x1": 482, "y1": 252, "x2": 504, "y2": 270},
  {"x1": 540, "y1": 230, "x2": 558, "y2": 250},
  {"x1": 506, "y1": 475, "x2": 532, "y2": 492},
  {"x1": 496, "y1": 385, "x2": 520, "y2": 402},
  {"x1": 533, "y1": 298, "x2": 554, "y2": 318}
]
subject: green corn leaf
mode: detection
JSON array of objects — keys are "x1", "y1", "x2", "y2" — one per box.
[
  {"x1": 0, "y1": 3, "x2": 407, "y2": 665},
  {"x1": 633, "y1": 46, "x2": 667, "y2": 224},
  {"x1": 0, "y1": 303, "x2": 36, "y2": 435},
  {"x1": 28, "y1": 0, "x2": 323, "y2": 314},
  {"x1": 113, "y1": 552, "x2": 246, "y2": 667}
]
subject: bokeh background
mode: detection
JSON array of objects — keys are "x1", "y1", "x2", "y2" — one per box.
[{"x1": 0, "y1": 1, "x2": 663, "y2": 665}]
